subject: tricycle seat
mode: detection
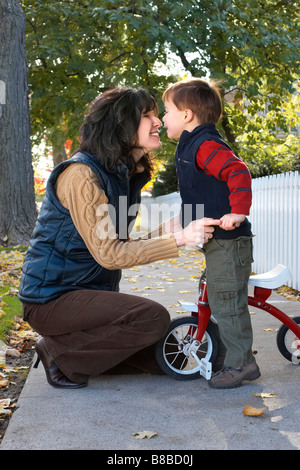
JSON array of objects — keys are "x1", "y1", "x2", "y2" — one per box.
[{"x1": 248, "y1": 264, "x2": 291, "y2": 289}]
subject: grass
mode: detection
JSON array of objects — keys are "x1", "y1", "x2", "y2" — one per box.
[
  {"x1": 0, "y1": 287, "x2": 23, "y2": 343},
  {"x1": 0, "y1": 247, "x2": 26, "y2": 344}
]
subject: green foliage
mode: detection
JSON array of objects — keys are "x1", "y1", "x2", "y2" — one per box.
[
  {"x1": 23, "y1": 0, "x2": 176, "y2": 154},
  {"x1": 240, "y1": 134, "x2": 300, "y2": 178},
  {"x1": 0, "y1": 287, "x2": 22, "y2": 344},
  {"x1": 22, "y1": 0, "x2": 300, "y2": 185},
  {"x1": 0, "y1": 246, "x2": 26, "y2": 343},
  {"x1": 151, "y1": 154, "x2": 178, "y2": 197}
]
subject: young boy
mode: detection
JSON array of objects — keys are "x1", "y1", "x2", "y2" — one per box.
[{"x1": 162, "y1": 78, "x2": 260, "y2": 389}]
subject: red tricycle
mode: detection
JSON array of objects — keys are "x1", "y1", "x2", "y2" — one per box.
[{"x1": 155, "y1": 264, "x2": 300, "y2": 380}]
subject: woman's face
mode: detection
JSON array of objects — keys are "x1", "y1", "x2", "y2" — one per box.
[{"x1": 134, "y1": 110, "x2": 162, "y2": 161}]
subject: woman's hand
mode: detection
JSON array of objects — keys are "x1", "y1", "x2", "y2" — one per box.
[
  {"x1": 173, "y1": 218, "x2": 220, "y2": 247},
  {"x1": 164, "y1": 214, "x2": 183, "y2": 234}
]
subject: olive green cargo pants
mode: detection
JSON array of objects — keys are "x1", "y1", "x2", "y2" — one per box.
[{"x1": 202, "y1": 236, "x2": 254, "y2": 369}]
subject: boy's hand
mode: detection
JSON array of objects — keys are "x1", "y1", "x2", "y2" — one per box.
[{"x1": 220, "y1": 213, "x2": 246, "y2": 230}]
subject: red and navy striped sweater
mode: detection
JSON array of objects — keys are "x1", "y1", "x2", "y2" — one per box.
[{"x1": 196, "y1": 141, "x2": 252, "y2": 216}]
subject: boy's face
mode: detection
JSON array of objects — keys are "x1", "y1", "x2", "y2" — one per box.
[{"x1": 162, "y1": 98, "x2": 188, "y2": 139}]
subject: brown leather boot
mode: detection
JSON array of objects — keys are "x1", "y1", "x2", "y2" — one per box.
[{"x1": 34, "y1": 338, "x2": 87, "y2": 389}]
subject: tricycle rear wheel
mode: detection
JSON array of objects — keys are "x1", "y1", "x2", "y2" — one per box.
[{"x1": 276, "y1": 316, "x2": 300, "y2": 363}]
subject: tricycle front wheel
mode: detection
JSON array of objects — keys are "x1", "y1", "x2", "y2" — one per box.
[{"x1": 154, "y1": 316, "x2": 219, "y2": 380}]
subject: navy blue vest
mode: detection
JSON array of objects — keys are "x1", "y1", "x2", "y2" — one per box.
[
  {"x1": 176, "y1": 124, "x2": 252, "y2": 239},
  {"x1": 18, "y1": 152, "x2": 149, "y2": 303}
]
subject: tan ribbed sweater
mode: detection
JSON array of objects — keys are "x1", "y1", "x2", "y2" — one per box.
[{"x1": 56, "y1": 163, "x2": 178, "y2": 270}]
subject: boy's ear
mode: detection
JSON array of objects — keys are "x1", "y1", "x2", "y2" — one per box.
[{"x1": 183, "y1": 109, "x2": 194, "y2": 123}]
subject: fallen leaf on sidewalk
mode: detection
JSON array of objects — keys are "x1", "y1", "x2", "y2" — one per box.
[
  {"x1": 243, "y1": 406, "x2": 267, "y2": 416},
  {"x1": 132, "y1": 430, "x2": 158, "y2": 439},
  {"x1": 0, "y1": 398, "x2": 13, "y2": 417},
  {"x1": 5, "y1": 347, "x2": 21, "y2": 358},
  {"x1": 0, "y1": 378, "x2": 9, "y2": 388},
  {"x1": 253, "y1": 392, "x2": 275, "y2": 398},
  {"x1": 0, "y1": 398, "x2": 11, "y2": 408},
  {"x1": 7, "y1": 318, "x2": 39, "y2": 351}
]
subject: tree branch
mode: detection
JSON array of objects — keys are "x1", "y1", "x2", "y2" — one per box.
[{"x1": 176, "y1": 45, "x2": 197, "y2": 76}]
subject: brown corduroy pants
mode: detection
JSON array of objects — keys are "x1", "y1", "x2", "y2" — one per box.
[{"x1": 23, "y1": 289, "x2": 170, "y2": 383}]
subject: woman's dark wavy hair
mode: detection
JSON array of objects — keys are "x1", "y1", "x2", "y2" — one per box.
[{"x1": 76, "y1": 86, "x2": 158, "y2": 177}]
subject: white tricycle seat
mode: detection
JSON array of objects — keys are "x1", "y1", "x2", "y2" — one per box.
[{"x1": 248, "y1": 264, "x2": 291, "y2": 289}]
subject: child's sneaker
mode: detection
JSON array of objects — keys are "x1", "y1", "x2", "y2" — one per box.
[{"x1": 208, "y1": 358, "x2": 260, "y2": 389}]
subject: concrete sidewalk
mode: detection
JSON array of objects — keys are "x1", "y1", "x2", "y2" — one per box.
[{"x1": 1, "y1": 248, "x2": 300, "y2": 451}]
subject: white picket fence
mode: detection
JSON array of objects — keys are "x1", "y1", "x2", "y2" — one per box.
[
  {"x1": 141, "y1": 171, "x2": 300, "y2": 290},
  {"x1": 250, "y1": 171, "x2": 300, "y2": 290}
]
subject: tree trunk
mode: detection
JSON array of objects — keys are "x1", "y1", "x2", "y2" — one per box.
[
  {"x1": 221, "y1": 113, "x2": 237, "y2": 144},
  {"x1": 0, "y1": 0, "x2": 37, "y2": 246},
  {"x1": 52, "y1": 142, "x2": 67, "y2": 167}
]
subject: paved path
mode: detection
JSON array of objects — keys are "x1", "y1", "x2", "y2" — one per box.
[{"x1": 1, "y1": 248, "x2": 300, "y2": 451}]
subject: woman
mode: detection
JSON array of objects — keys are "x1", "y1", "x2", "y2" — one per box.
[{"x1": 18, "y1": 86, "x2": 218, "y2": 389}]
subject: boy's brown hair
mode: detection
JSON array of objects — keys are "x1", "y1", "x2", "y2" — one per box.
[{"x1": 163, "y1": 78, "x2": 223, "y2": 125}]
